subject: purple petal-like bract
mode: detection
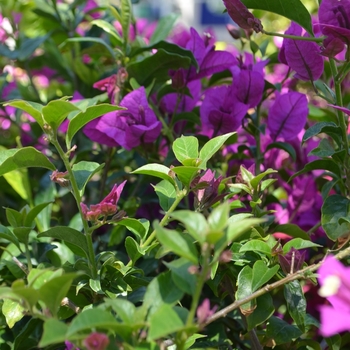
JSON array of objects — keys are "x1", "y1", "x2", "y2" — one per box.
[
  {"x1": 267, "y1": 92, "x2": 308, "y2": 141},
  {"x1": 200, "y1": 85, "x2": 248, "y2": 136},
  {"x1": 222, "y1": 0, "x2": 263, "y2": 33},
  {"x1": 84, "y1": 87, "x2": 161, "y2": 150},
  {"x1": 328, "y1": 104, "x2": 350, "y2": 116},
  {"x1": 279, "y1": 22, "x2": 323, "y2": 81},
  {"x1": 319, "y1": 0, "x2": 350, "y2": 29},
  {"x1": 233, "y1": 70, "x2": 264, "y2": 108}
]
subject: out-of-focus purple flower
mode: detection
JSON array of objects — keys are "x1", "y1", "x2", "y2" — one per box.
[
  {"x1": 222, "y1": 0, "x2": 263, "y2": 33},
  {"x1": 83, "y1": 332, "x2": 109, "y2": 350},
  {"x1": 279, "y1": 22, "x2": 323, "y2": 82},
  {"x1": 114, "y1": 18, "x2": 156, "y2": 44},
  {"x1": 84, "y1": 87, "x2": 162, "y2": 150},
  {"x1": 81, "y1": 181, "x2": 126, "y2": 222},
  {"x1": 233, "y1": 69, "x2": 265, "y2": 108},
  {"x1": 318, "y1": 0, "x2": 350, "y2": 57},
  {"x1": 200, "y1": 85, "x2": 248, "y2": 136},
  {"x1": 278, "y1": 247, "x2": 306, "y2": 274},
  {"x1": 197, "y1": 298, "x2": 218, "y2": 325},
  {"x1": 65, "y1": 340, "x2": 79, "y2": 350},
  {"x1": 267, "y1": 92, "x2": 308, "y2": 141},
  {"x1": 317, "y1": 256, "x2": 350, "y2": 336}
]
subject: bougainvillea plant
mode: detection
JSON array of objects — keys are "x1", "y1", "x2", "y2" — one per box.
[{"x1": 1, "y1": 0, "x2": 350, "y2": 349}]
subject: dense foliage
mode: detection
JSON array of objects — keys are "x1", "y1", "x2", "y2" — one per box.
[{"x1": 1, "y1": 0, "x2": 350, "y2": 349}]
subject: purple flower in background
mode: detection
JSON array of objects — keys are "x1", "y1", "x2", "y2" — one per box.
[
  {"x1": 319, "y1": 0, "x2": 350, "y2": 57},
  {"x1": 267, "y1": 92, "x2": 308, "y2": 141},
  {"x1": 84, "y1": 87, "x2": 162, "y2": 150},
  {"x1": 83, "y1": 332, "x2": 109, "y2": 350},
  {"x1": 197, "y1": 298, "x2": 218, "y2": 325},
  {"x1": 279, "y1": 22, "x2": 323, "y2": 82},
  {"x1": 318, "y1": 256, "x2": 350, "y2": 336},
  {"x1": 200, "y1": 85, "x2": 248, "y2": 136},
  {"x1": 222, "y1": 0, "x2": 263, "y2": 33}
]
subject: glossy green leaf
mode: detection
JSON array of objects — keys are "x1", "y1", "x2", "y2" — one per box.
[
  {"x1": 0, "y1": 147, "x2": 55, "y2": 176},
  {"x1": 208, "y1": 202, "x2": 230, "y2": 231},
  {"x1": 321, "y1": 195, "x2": 350, "y2": 241},
  {"x1": 240, "y1": 239, "x2": 272, "y2": 257},
  {"x1": 250, "y1": 168, "x2": 277, "y2": 191},
  {"x1": 39, "y1": 318, "x2": 69, "y2": 347},
  {"x1": 125, "y1": 236, "x2": 145, "y2": 265},
  {"x1": 247, "y1": 293, "x2": 274, "y2": 331},
  {"x1": 2, "y1": 299, "x2": 25, "y2": 328},
  {"x1": 266, "y1": 316, "x2": 302, "y2": 344},
  {"x1": 309, "y1": 138, "x2": 335, "y2": 157},
  {"x1": 273, "y1": 224, "x2": 310, "y2": 240},
  {"x1": 11, "y1": 280, "x2": 39, "y2": 309},
  {"x1": 117, "y1": 218, "x2": 148, "y2": 240},
  {"x1": 154, "y1": 180, "x2": 176, "y2": 212},
  {"x1": 66, "y1": 104, "x2": 123, "y2": 148},
  {"x1": 227, "y1": 218, "x2": 264, "y2": 242},
  {"x1": 172, "y1": 135, "x2": 199, "y2": 164},
  {"x1": 155, "y1": 222, "x2": 198, "y2": 264},
  {"x1": 302, "y1": 122, "x2": 341, "y2": 144},
  {"x1": 72, "y1": 161, "x2": 104, "y2": 195},
  {"x1": 199, "y1": 132, "x2": 236, "y2": 169},
  {"x1": 284, "y1": 280, "x2": 306, "y2": 332},
  {"x1": 103, "y1": 298, "x2": 136, "y2": 325},
  {"x1": 241, "y1": 0, "x2": 313, "y2": 35},
  {"x1": 91, "y1": 19, "x2": 123, "y2": 46},
  {"x1": 0, "y1": 225, "x2": 20, "y2": 248},
  {"x1": 121, "y1": 0, "x2": 132, "y2": 46},
  {"x1": 283, "y1": 238, "x2": 322, "y2": 254},
  {"x1": 170, "y1": 211, "x2": 209, "y2": 243},
  {"x1": 148, "y1": 304, "x2": 184, "y2": 340},
  {"x1": 171, "y1": 166, "x2": 199, "y2": 187},
  {"x1": 5, "y1": 208, "x2": 22, "y2": 228},
  {"x1": 3, "y1": 170, "x2": 29, "y2": 200},
  {"x1": 38, "y1": 226, "x2": 89, "y2": 258},
  {"x1": 132, "y1": 164, "x2": 175, "y2": 186},
  {"x1": 3, "y1": 100, "x2": 43, "y2": 127},
  {"x1": 127, "y1": 49, "x2": 192, "y2": 86},
  {"x1": 42, "y1": 99, "x2": 80, "y2": 131},
  {"x1": 290, "y1": 159, "x2": 342, "y2": 181},
  {"x1": 39, "y1": 273, "x2": 78, "y2": 317},
  {"x1": 150, "y1": 13, "x2": 179, "y2": 44},
  {"x1": 24, "y1": 201, "x2": 52, "y2": 228},
  {"x1": 265, "y1": 142, "x2": 297, "y2": 161},
  {"x1": 235, "y1": 265, "x2": 255, "y2": 314},
  {"x1": 251, "y1": 260, "x2": 279, "y2": 291},
  {"x1": 164, "y1": 258, "x2": 197, "y2": 295}
]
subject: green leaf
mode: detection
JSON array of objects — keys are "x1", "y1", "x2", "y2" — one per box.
[
  {"x1": 132, "y1": 164, "x2": 176, "y2": 186},
  {"x1": 0, "y1": 225, "x2": 20, "y2": 248},
  {"x1": 142, "y1": 272, "x2": 184, "y2": 318},
  {"x1": 283, "y1": 238, "x2": 322, "y2": 254},
  {"x1": 39, "y1": 319, "x2": 69, "y2": 347},
  {"x1": 290, "y1": 159, "x2": 342, "y2": 180},
  {"x1": 66, "y1": 309, "x2": 119, "y2": 337},
  {"x1": 11, "y1": 280, "x2": 39, "y2": 308},
  {"x1": 309, "y1": 138, "x2": 335, "y2": 157},
  {"x1": 241, "y1": 0, "x2": 313, "y2": 35},
  {"x1": 284, "y1": 280, "x2": 306, "y2": 332},
  {"x1": 148, "y1": 304, "x2": 184, "y2": 340},
  {"x1": 18, "y1": 34, "x2": 50, "y2": 60},
  {"x1": 91, "y1": 19, "x2": 123, "y2": 46},
  {"x1": 266, "y1": 316, "x2": 302, "y2": 344},
  {"x1": 227, "y1": 217, "x2": 264, "y2": 242},
  {"x1": 171, "y1": 166, "x2": 199, "y2": 187},
  {"x1": 38, "y1": 226, "x2": 89, "y2": 258},
  {"x1": 42, "y1": 99, "x2": 80, "y2": 131},
  {"x1": 208, "y1": 202, "x2": 230, "y2": 231},
  {"x1": 321, "y1": 195, "x2": 350, "y2": 241},
  {"x1": 235, "y1": 265, "x2": 255, "y2": 314},
  {"x1": 125, "y1": 236, "x2": 145, "y2": 265},
  {"x1": 265, "y1": 142, "x2": 297, "y2": 161},
  {"x1": 239, "y1": 240, "x2": 271, "y2": 257},
  {"x1": 103, "y1": 298, "x2": 136, "y2": 325},
  {"x1": 302, "y1": 122, "x2": 341, "y2": 145},
  {"x1": 72, "y1": 161, "x2": 104, "y2": 195},
  {"x1": 170, "y1": 211, "x2": 209, "y2": 244},
  {"x1": 250, "y1": 168, "x2": 277, "y2": 191},
  {"x1": 2, "y1": 299, "x2": 25, "y2": 328},
  {"x1": 154, "y1": 180, "x2": 176, "y2": 212},
  {"x1": 39, "y1": 273, "x2": 78, "y2": 317},
  {"x1": 66, "y1": 104, "x2": 124, "y2": 148},
  {"x1": 119, "y1": 218, "x2": 149, "y2": 242},
  {"x1": 252, "y1": 260, "x2": 279, "y2": 291},
  {"x1": 5, "y1": 208, "x2": 23, "y2": 228},
  {"x1": 164, "y1": 258, "x2": 197, "y2": 295},
  {"x1": 172, "y1": 135, "x2": 199, "y2": 165},
  {"x1": 199, "y1": 132, "x2": 236, "y2": 169},
  {"x1": 272, "y1": 224, "x2": 310, "y2": 240},
  {"x1": 0, "y1": 147, "x2": 55, "y2": 176},
  {"x1": 24, "y1": 202, "x2": 52, "y2": 228},
  {"x1": 3, "y1": 170, "x2": 29, "y2": 200},
  {"x1": 3, "y1": 100, "x2": 43, "y2": 127},
  {"x1": 247, "y1": 293, "x2": 275, "y2": 331},
  {"x1": 150, "y1": 13, "x2": 179, "y2": 44},
  {"x1": 127, "y1": 49, "x2": 192, "y2": 86},
  {"x1": 13, "y1": 227, "x2": 32, "y2": 245},
  {"x1": 155, "y1": 222, "x2": 198, "y2": 264},
  {"x1": 121, "y1": 0, "x2": 132, "y2": 46}
]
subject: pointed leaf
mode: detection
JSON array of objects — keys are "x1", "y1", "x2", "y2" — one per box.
[
  {"x1": 3, "y1": 100, "x2": 44, "y2": 127},
  {"x1": 154, "y1": 180, "x2": 176, "y2": 212},
  {"x1": 290, "y1": 159, "x2": 342, "y2": 180},
  {"x1": 283, "y1": 238, "x2": 322, "y2": 254},
  {"x1": 235, "y1": 265, "x2": 256, "y2": 314},
  {"x1": 172, "y1": 135, "x2": 199, "y2": 165},
  {"x1": 265, "y1": 142, "x2": 296, "y2": 161},
  {"x1": 39, "y1": 319, "x2": 69, "y2": 347},
  {"x1": 0, "y1": 147, "x2": 55, "y2": 176},
  {"x1": 72, "y1": 161, "x2": 104, "y2": 195},
  {"x1": 239, "y1": 240, "x2": 272, "y2": 257},
  {"x1": 0, "y1": 225, "x2": 20, "y2": 248},
  {"x1": 132, "y1": 164, "x2": 175, "y2": 186},
  {"x1": 150, "y1": 13, "x2": 179, "y2": 45},
  {"x1": 302, "y1": 122, "x2": 341, "y2": 146},
  {"x1": 117, "y1": 218, "x2": 148, "y2": 240},
  {"x1": 266, "y1": 316, "x2": 302, "y2": 344},
  {"x1": 251, "y1": 260, "x2": 279, "y2": 291},
  {"x1": 171, "y1": 166, "x2": 199, "y2": 187},
  {"x1": 91, "y1": 19, "x2": 123, "y2": 46}
]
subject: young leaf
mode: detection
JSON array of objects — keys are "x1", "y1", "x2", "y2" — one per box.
[
  {"x1": 239, "y1": 240, "x2": 272, "y2": 257},
  {"x1": 0, "y1": 147, "x2": 55, "y2": 176},
  {"x1": 172, "y1": 135, "x2": 199, "y2": 165},
  {"x1": 283, "y1": 238, "x2": 322, "y2": 254}
]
